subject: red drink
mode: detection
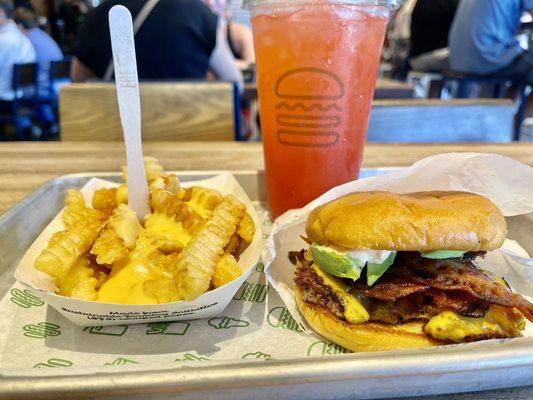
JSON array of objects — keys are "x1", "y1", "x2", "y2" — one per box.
[{"x1": 250, "y1": 1, "x2": 390, "y2": 218}]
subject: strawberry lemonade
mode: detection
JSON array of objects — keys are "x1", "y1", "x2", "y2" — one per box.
[{"x1": 249, "y1": 1, "x2": 391, "y2": 217}]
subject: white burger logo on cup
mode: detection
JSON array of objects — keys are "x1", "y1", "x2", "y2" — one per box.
[{"x1": 275, "y1": 67, "x2": 345, "y2": 148}]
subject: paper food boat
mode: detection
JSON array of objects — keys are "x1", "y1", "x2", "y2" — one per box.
[
  {"x1": 14, "y1": 173, "x2": 262, "y2": 326},
  {"x1": 263, "y1": 153, "x2": 533, "y2": 338}
]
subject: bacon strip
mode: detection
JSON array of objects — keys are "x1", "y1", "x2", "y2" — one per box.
[
  {"x1": 393, "y1": 254, "x2": 533, "y2": 321},
  {"x1": 351, "y1": 276, "x2": 430, "y2": 301}
]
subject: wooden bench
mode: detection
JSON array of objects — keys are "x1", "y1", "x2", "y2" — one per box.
[
  {"x1": 59, "y1": 82, "x2": 236, "y2": 141},
  {"x1": 367, "y1": 99, "x2": 515, "y2": 142}
]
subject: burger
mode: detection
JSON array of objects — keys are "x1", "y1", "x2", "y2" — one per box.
[{"x1": 291, "y1": 191, "x2": 533, "y2": 352}]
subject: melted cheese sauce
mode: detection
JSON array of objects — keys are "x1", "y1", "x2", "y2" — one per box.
[
  {"x1": 109, "y1": 204, "x2": 141, "y2": 249},
  {"x1": 97, "y1": 236, "x2": 168, "y2": 304},
  {"x1": 311, "y1": 264, "x2": 369, "y2": 324},
  {"x1": 116, "y1": 184, "x2": 128, "y2": 204},
  {"x1": 425, "y1": 307, "x2": 525, "y2": 342},
  {"x1": 144, "y1": 212, "x2": 191, "y2": 248}
]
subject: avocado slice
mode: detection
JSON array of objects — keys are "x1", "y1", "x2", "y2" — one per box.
[
  {"x1": 310, "y1": 244, "x2": 363, "y2": 281},
  {"x1": 421, "y1": 250, "x2": 466, "y2": 259},
  {"x1": 367, "y1": 251, "x2": 397, "y2": 287}
]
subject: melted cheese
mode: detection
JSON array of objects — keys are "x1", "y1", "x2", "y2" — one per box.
[
  {"x1": 97, "y1": 257, "x2": 157, "y2": 304},
  {"x1": 311, "y1": 264, "x2": 369, "y2": 324},
  {"x1": 144, "y1": 212, "x2": 192, "y2": 248},
  {"x1": 425, "y1": 307, "x2": 525, "y2": 342},
  {"x1": 97, "y1": 236, "x2": 167, "y2": 304},
  {"x1": 116, "y1": 184, "x2": 128, "y2": 204},
  {"x1": 109, "y1": 204, "x2": 141, "y2": 249}
]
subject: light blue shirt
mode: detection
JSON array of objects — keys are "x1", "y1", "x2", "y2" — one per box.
[
  {"x1": 449, "y1": 0, "x2": 533, "y2": 74},
  {"x1": 0, "y1": 21, "x2": 36, "y2": 100},
  {"x1": 26, "y1": 27, "x2": 64, "y2": 96}
]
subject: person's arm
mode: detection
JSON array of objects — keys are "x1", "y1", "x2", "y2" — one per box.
[
  {"x1": 70, "y1": 56, "x2": 96, "y2": 82},
  {"x1": 209, "y1": 17, "x2": 244, "y2": 93},
  {"x1": 229, "y1": 22, "x2": 255, "y2": 69}
]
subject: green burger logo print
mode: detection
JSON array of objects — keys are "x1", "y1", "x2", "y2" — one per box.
[
  {"x1": 145, "y1": 321, "x2": 190, "y2": 336},
  {"x1": 10, "y1": 289, "x2": 45, "y2": 308},
  {"x1": 267, "y1": 307, "x2": 302, "y2": 332},
  {"x1": 175, "y1": 353, "x2": 209, "y2": 362},
  {"x1": 23, "y1": 322, "x2": 61, "y2": 339},
  {"x1": 33, "y1": 358, "x2": 73, "y2": 368},
  {"x1": 104, "y1": 357, "x2": 140, "y2": 366},
  {"x1": 307, "y1": 341, "x2": 351, "y2": 356},
  {"x1": 83, "y1": 325, "x2": 128, "y2": 336},
  {"x1": 241, "y1": 351, "x2": 272, "y2": 360},
  {"x1": 233, "y1": 282, "x2": 269, "y2": 303},
  {"x1": 208, "y1": 316, "x2": 249, "y2": 329}
]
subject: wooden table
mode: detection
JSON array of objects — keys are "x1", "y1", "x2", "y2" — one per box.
[
  {"x1": 1, "y1": 141, "x2": 532, "y2": 400},
  {"x1": 1, "y1": 141, "x2": 533, "y2": 216},
  {"x1": 243, "y1": 78, "x2": 414, "y2": 102}
]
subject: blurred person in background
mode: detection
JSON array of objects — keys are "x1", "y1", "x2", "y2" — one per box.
[
  {"x1": 405, "y1": 0, "x2": 459, "y2": 73},
  {"x1": 13, "y1": 0, "x2": 34, "y2": 11},
  {"x1": 203, "y1": 0, "x2": 255, "y2": 70},
  {"x1": 382, "y1": 0, "x2": 416, "y2": 79},
  {"x1": 71, "y1": 0, "x2": 243, "y2": 92},
  {"x1": 449, "y1": 0, "x2": 533, "y2": 85},
  {"x1": 57, "y1": 0, "x2": 89, "y2": 53},
  {"x1": 0, "y1": 0, "x2": 35, "y2": 112},
  {"x1": 227, "y1": 15, "x2": 254, "y2": 70},
  {"x1": 409, "y1": 0, "x2": 459, "y2": 59},
  {"x1": 14, "y1": 7, "x2": 63, "y2": 97},
  {"x1": 227, "y1": 0, "x2": 250, "y2": 27}
]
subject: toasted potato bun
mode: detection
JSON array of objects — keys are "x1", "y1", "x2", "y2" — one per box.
[
  {"x1": 295, "y1": 288, "x2": 440, "y2": 352},
  {"x1": 306, "y1": 191, "x2": 506, "y2": 252}
]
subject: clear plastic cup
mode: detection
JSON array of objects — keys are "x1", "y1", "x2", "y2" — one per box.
[{"x1": 244, "y1": 0, "x2": 397, "y2": 218}]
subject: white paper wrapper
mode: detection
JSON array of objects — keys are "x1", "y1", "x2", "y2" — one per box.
[
  {"x1": 13, "y1": 173, "x2": 262, "y2": 327},
  {"x1": 263, "y1": 153, "x2": 533, "y2": 335}
]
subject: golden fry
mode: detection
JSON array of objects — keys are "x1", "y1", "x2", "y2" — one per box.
[
  {"x1": 237, "y1": 212, "x2": 255, "y2": 244},
  {"x1": 149, "y1": 174, "x2": 182, "y2": 197},
  {"x1": 35, "y1": 190, "x2": 106, "y2": 286},
  {"x1": 174, "y1": 195, "x2": 246, "y2": 300},
  {"x1": 225, "y1": 212, "x2": 255, "y2": 259},
  {"x1": 36, "y1": 156, "x2": 257, "y2": 303},
  {"x1": 90, "y1": 228, "x2": 128, "y2": 265},
  {"x1": 150, "y1": 189, "x2": 205, "y2": 232},
  {"x1": 116, "y1": 184, "x2": 128, "y2": 205},
  {"x1": 186, "y1": 186, "x2": 224, "y2": 218},
  {"x1": 90, "y1": 204, "x2": 141, "y2": 265},
  {"x1": 92, "y1": 188, "x2": 118, "y2": 214},
  {"x1": 225, "y1": 234, "x2": 241, "y2": 256},
  {"x1": 122, "y1": 156, "x2": 165, "y2": 184},
  {"x1": 62, "y1": 190, "x2": 105, "y2": 229},
  {"x1": 143, "y1": 251, "x2": 181, "y2": 303},
  {"x1": 59, "y1": 257, "x2": 98, "y2": 300},
  {"x1": 212, "y1": 254, "x2": 242, "y2": 288}
]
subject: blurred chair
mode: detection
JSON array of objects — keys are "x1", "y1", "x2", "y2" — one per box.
[
  {"x1": 367, "y1": 99, "x2": 515, "y2": 142},
  {"x1": 49, "y1": 58, "x2": 72, "y2": 110},
  {"x1": 34, "y1": 58, "x2": 72, "y2": 139},
  {"x1": 407, "y1": 71, "x2": 443, "y2": 99},
  {"x1": 60, "y1": 82, "x2": 240, "y2": 141},
  {"x1": 440, "y1": 71, "x2": 529, "y2": 140},
  {"x1": 0, "y1": 63, "x2": 38, "y2": 140}
]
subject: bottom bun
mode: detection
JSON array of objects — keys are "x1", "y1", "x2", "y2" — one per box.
[{"x1": 295, "y1": 288, "x2": 441, "y2": 352}]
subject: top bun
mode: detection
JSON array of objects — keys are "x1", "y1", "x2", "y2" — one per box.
[{"x1": 306, "y1": 191, "x2": 506, "y2": 252}]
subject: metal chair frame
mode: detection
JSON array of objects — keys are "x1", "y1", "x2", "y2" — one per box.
[{"x1": 0, "y1": 63, "x2": 38, "y2": 140}]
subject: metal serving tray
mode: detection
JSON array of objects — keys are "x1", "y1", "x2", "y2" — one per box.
[{"x1": 0, "y1": 169, "x2": 532, "y2": 400}]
